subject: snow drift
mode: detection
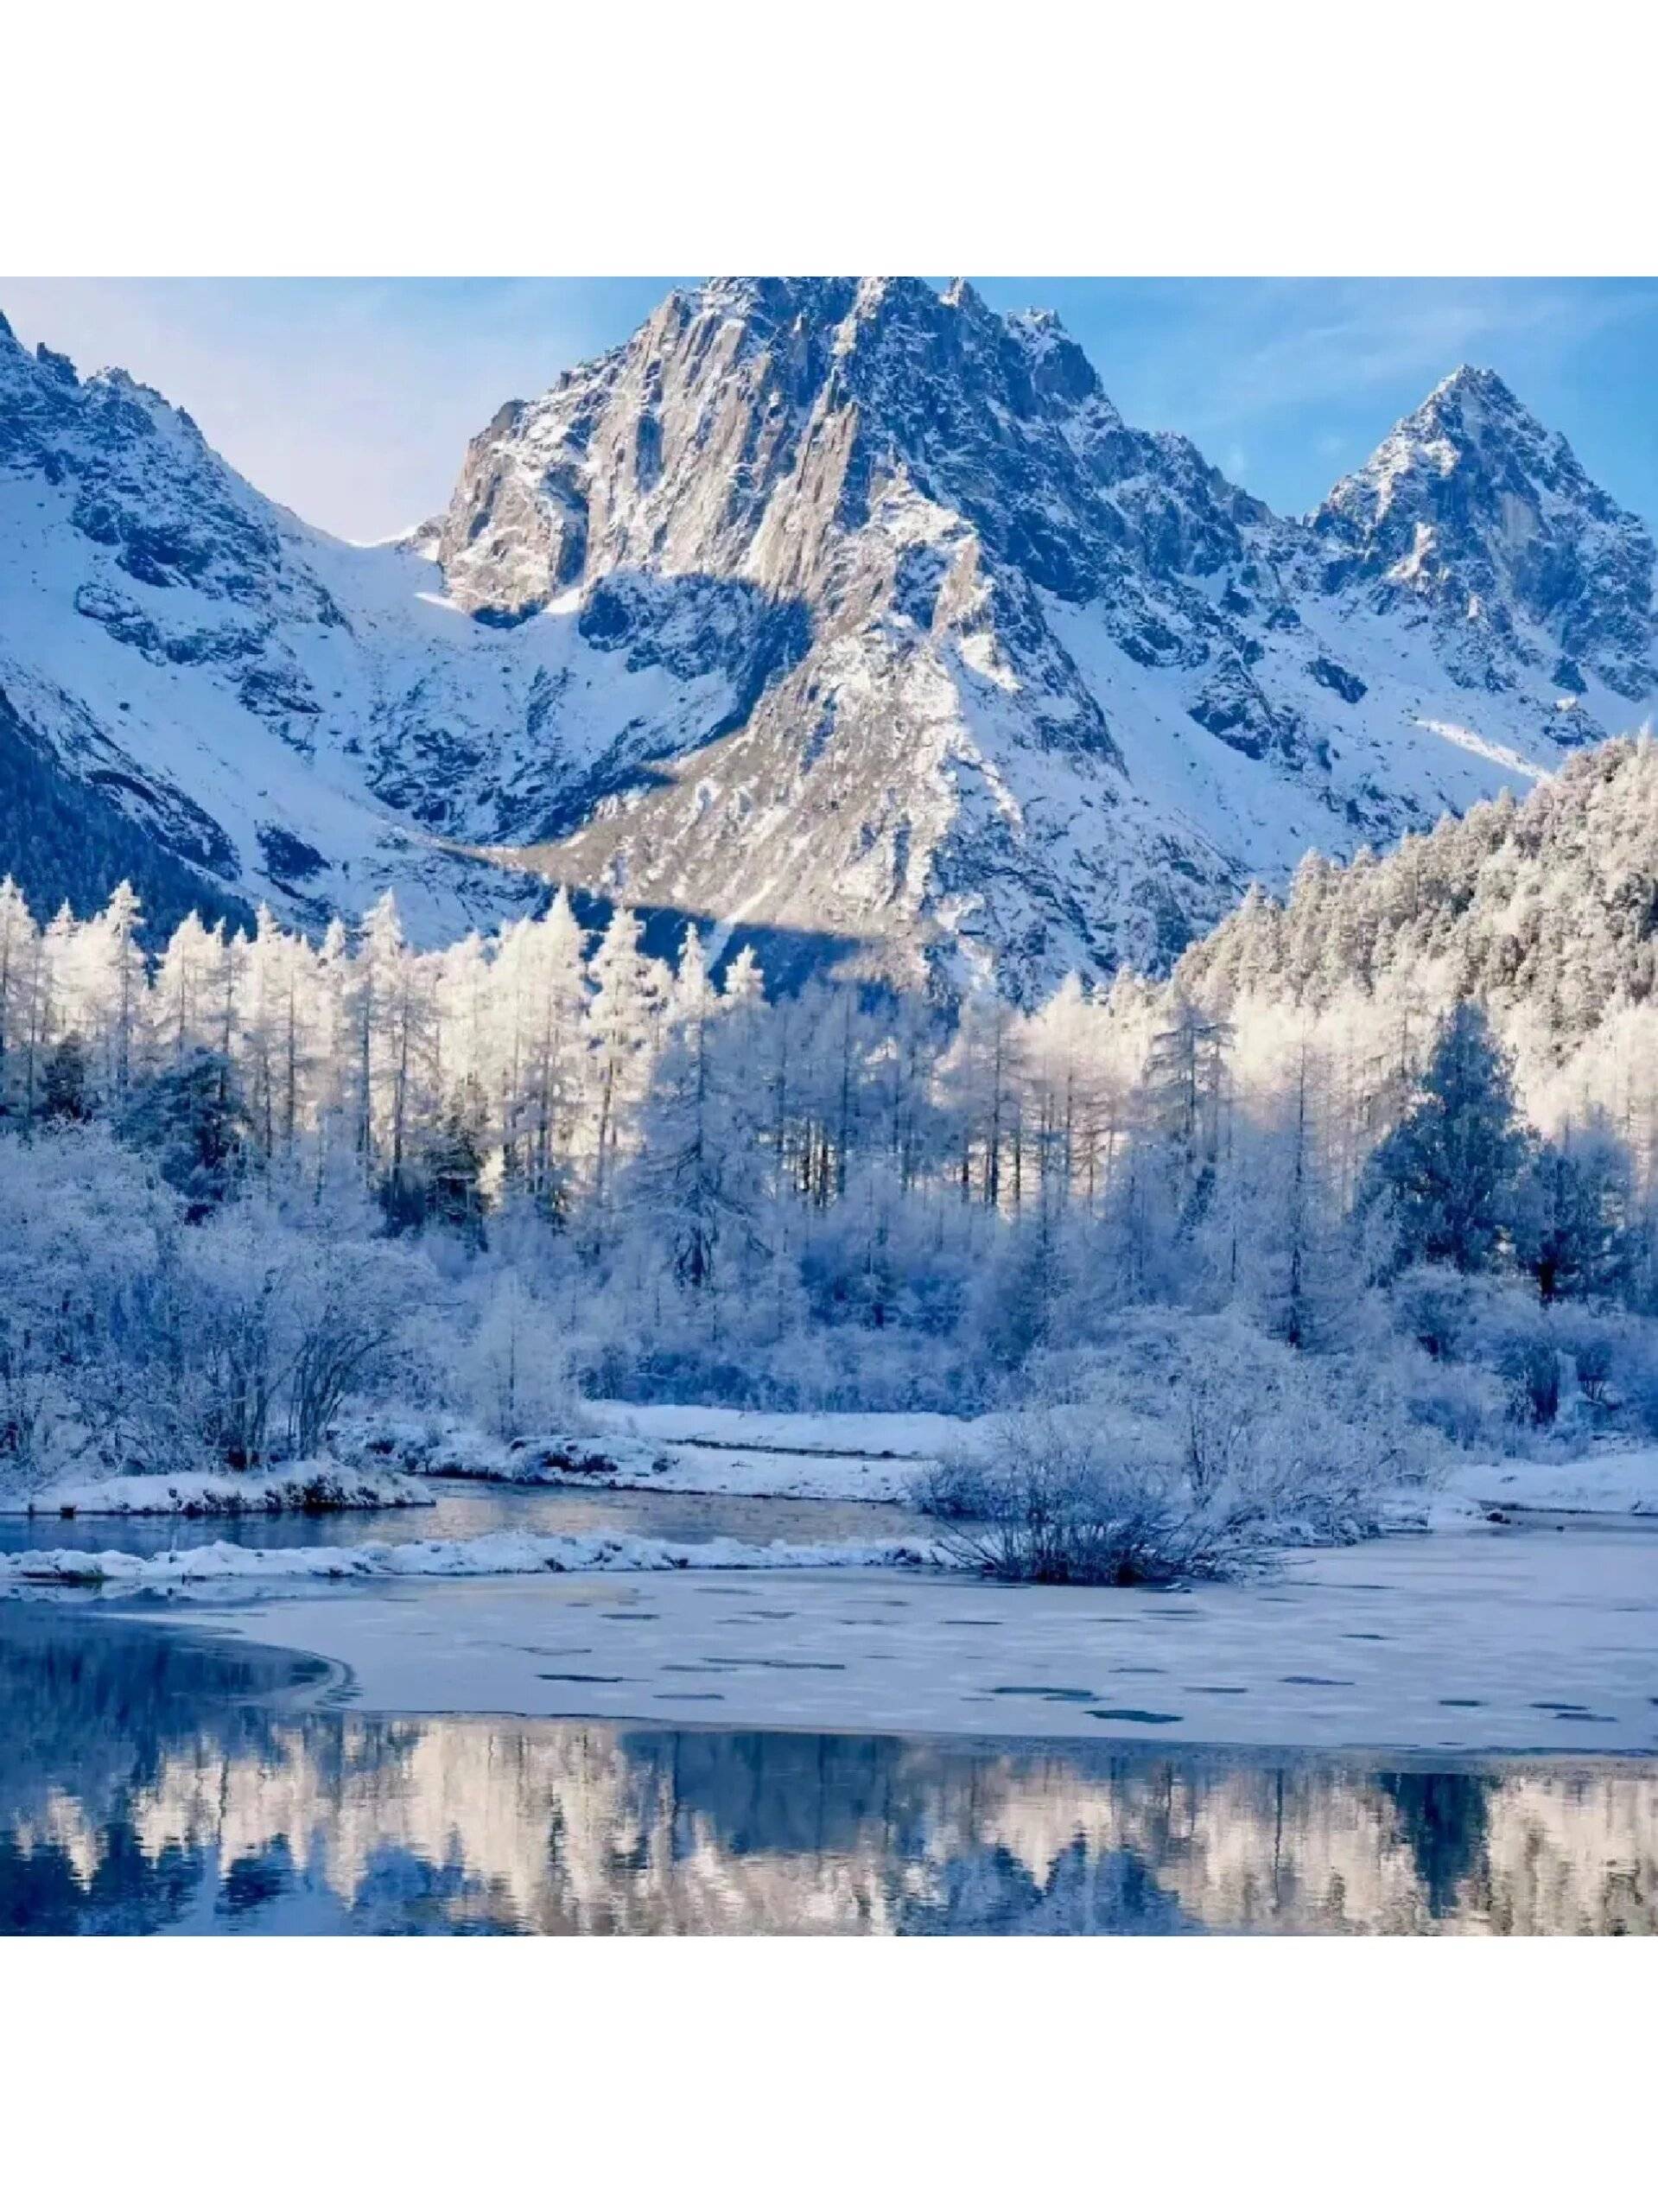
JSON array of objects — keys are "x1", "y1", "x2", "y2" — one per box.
[{"x1": 0, "y1": 1529, "x2": 938, "y2": 1587}]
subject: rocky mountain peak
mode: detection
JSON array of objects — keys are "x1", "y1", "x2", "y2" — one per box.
[
  {"x1": 433, "y1": 278, "x2": 1274, "y2": 630},
  {"x1": 1324, "y1": 363, "x2": 1576, "y2": 531},
  {"x1": 1314, "y1": 365, "x2": 1655, "y2": 697},
  {"x1": 3, "y1": 280, "x2": 1655, "y2": 1002}
]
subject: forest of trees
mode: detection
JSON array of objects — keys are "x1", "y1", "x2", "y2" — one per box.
[
  {"x1": 1178, "y1": 736, "x2": 1658, "y2": 1140},
  {"x1": 5, "y1": 737, "x2": 1658, "y2": 1500}
]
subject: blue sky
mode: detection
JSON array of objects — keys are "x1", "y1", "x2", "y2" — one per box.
[{"x1": 3, "y1": 276, "x2": 1654, "y2": 543}]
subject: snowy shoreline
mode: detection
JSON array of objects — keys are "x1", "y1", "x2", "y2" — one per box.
[
  {"x1": 351, "y1": 1408, "x2": 951, "y2": 1503},
  {"x1": 19, "y1": 1461, "x2": 435, "y2": 1520},
  {"x1": 1452, "y1": 1450, "x2": 1658, "y2": 1519},
  {"x1": 0, "y1": 1529, "x2": 937, "y2": 1587},
  {"x1": 15, "y1": 1419, "x2": 1658, "y2": 1537},
  {"x1": 358, "y1": 1406, "x2": 1658, "y2": 1522}
]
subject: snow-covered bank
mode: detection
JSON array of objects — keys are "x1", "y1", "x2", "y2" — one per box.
[
  {"x1": 352, "y1": 1410, "x2": 937, "y2": 1503},
  {"x1": 348, "y1": 1403, "x2": 1658, "y2": 1530},
  {"x1": 565, "y1": 1440, "x2": 919, "y2": 1503},
  {"x1": 0, "y1": 1529, "x2": 937, "y2": 1588},
  {"x1": 354, "y1": 1418, "x2": 677, "y2": 1488},
  {"x1": 1448, "y1": 1448, "x2": 1658, "y2": 1519},
  {"x1": 22, "y1": 1461, "x2": 435, "y2": 1519},
  {"x1": 586, "y1": 1402, "x2": 981, "y2": 1461}
]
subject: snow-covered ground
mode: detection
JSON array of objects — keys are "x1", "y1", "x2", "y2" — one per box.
[
  {"x1": 1445, "y1": 1447, "x2": 1658, "y2": 1519},
  {"x1": 99, "y1": 1520, "x2": 1658, "y2": 1756},
  {"x1": 353, "y1": 1418, "x2": 678, "y2": 1488},
  {"x1": 588, "y1": 1402, "x2": 996, "y2": 1498},
  {"x1": 0, "y1": 1529, "x2": 933, "y2": 1586},
  {"x1": 586, "y1": 1402, "x2": 979, "y2": 1459},
  {"x1": 341, "y1": 1405, "x2": 1658, "y2": 1526},
  {"x1": 352, "y1": 1405, "x2": 984, "y2": 1502},
  {"x1": 24, "y1": 1461, "x2": 434, "y2": 1519}
]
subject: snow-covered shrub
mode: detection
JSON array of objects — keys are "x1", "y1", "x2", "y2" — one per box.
[
  {"x1": 1568, "y1": 1328, "x2": 1616, "y2": 1407},
  {"x1": 1498, "y1": 1327, "x2": 1563, "y2": 1428},
  {"x1": 1379, "y1": 1267, "x2": 1581, "y2": 1447},
  {"x1": 447, "y1": 1268, "x2": 578, "y2": 1441},
  {"x1": 1545, "y1": 1310, "x2": 1655, "y2": 1436},
  {"x1": 932, "y1": 1410, "x2": 1199, "y2": 1585},
  {"x1": 1398, "y1": 1354, "x2": 1507, "y2": 1452},
  {"x1": 1388, "y1": 1265, "x2": 1480, "y2": 1362},
  {"x1": 1611, "y1": 1336, "x2": 1658, "y2": 1441},
  {"x1": 167, "y1": 1189, "x2": 427, "y2": 1467},
  {"x1": 0, "y1": 1126, "x2": 177, "y2": 1491},
  {"x1": 0, "y1": 1132, "x2": 430, "y2": 1491},
  {"x1": 908, "y1": 1448, "x2": 1000, "y2": 1521},
  {"x1": 920, "y1": 1313, "x2": 1435, "y2": 1581}
]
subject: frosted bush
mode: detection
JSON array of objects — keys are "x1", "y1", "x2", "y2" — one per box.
[
  {"x1": 932, "y1": 1411, "x2": 1198, "y2": 1584},
  {"x1": 448, "y1": 1270, "x2": 578, "y2": 1441},
  {"x1": 909, "y1": 1449, "x2": 1000, "y2": 1521},
  {"x1": 1569, "y1": 1329, "x2": 1615, "y2": 1406},
  {"x1": 923, "y1": 1317, "x2": 1435, "y2": 1583},
  {"x1": 1498, "y1": 1330, "x2": 1564, "y2": 1428},
  {"x1": 1401, "y1": 1355, "x2": 1507, "y2": 1452},
  {"x1": 0, "y1": 1126, "x2": 178, "y2": 1488}
]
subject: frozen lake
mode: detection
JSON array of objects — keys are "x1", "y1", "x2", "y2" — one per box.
[
  {"x1": 0, "y1": 1604, "x2": 1653, "y2": 1935},
  {"x1": 135, "y1": 1516, "x2": 1658, "y2": 1754},
  {"x1": 0, "y1": 1510, "x2": 1655, "y2": 1934}
]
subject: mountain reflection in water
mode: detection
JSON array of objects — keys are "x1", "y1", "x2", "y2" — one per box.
[{"x1": 1, "y1": 1607, "x2": 1652, "y2": 1936}]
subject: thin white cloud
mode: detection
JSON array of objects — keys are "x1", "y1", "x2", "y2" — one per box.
[{"x1": 1175, "y1": 277, "x2": 1639, "y2": 428}]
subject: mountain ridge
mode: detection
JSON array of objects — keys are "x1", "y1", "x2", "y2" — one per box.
[{"x1": 1, "y1": 281, "x2": 1653, "y2": 991}]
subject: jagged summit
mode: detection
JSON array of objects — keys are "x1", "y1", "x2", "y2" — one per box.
[
  {"x1": 2, "y1": 279, "x2": 1655, "y2": 995},
  {"x1": 1315, "y1": 360, "x2": 1655, "y2": 701},
  {"x1": 1419, "y1": 361, "x2": 1526, "y2": 414}
]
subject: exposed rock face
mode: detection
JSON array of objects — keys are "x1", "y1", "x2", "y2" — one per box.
[
  {"x1": 1312, "y1": 365, "x2": 1656, "y2": 701},
  {"x1": 434, "y1": 282, "x2": 1656, "y2": 992},
  {"x1": 1, "y1": 287, "x2": 1654, "y2": 990}
]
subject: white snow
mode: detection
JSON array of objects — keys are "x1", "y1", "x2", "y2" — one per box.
[
  {"x1": 585, "y1": 1402, "x2": 974, "y2": 1458},
  {"x1": 576, "y1": 1402, "x2": 986, "y2": 1498},
  {"x1": 0, "y1": 1529, "x2": 935, "y2": 1586},
  {"x1": 353, "y1": 1418, "x2": 676, "y2": 1487},
  {"x1": 26, "y1": 1460, "x2": 435, "y2": 1519},
  {"x1": 350, "y1": 1406, "x2": 984, "y2": 1502},
  {"x1": 1447, "y1": 1446, "x2": 1658, "y2": 1519}
]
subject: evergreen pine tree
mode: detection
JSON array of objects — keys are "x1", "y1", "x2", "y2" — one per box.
[
  {"x1": 41, "y1": 1031, "x2": 91, "y2": 1123},
  {"x1": 1364, "y1": 1002, "x2": 1528, "y2": 1274},
  {"x1": 119, "y1": 1049, "x2": 249, "y2": 1219}
]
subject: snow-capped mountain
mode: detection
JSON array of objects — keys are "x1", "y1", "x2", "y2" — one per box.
[
  {"x1": 2, "y1": 282, "x2": 1654, "y2": 991},
  {"x1": 0, "y1": 306, "x2": 751, "y2": 943},
  {"x1": 1312, "y1": 365, "x2": 1655, "y2": 704}
]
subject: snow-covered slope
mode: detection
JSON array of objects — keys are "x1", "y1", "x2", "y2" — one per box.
[
  {"x1": 2, "y1": 284, "x2": 1654, "y2": 991},
  {"x1": 1174, "y1": 734, "x2": 1658, "y2": 1053},
  {"x1": 0, "y1": 308, "x2": 749, "y2": 942}
]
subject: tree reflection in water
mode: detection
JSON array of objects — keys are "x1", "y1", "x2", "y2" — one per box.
[{"x1": 0, "y1": 1608, "x2": 1651, "y2": 1936}]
